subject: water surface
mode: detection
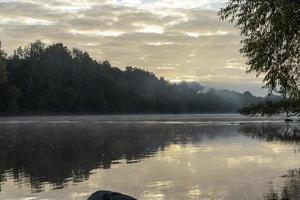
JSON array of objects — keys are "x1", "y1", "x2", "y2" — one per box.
[{"x1": 0, "y1": 114, "x2": 300, "y2": 200}]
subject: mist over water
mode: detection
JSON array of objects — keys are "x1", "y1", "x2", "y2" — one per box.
[{"x1": 0, "y1": 115, "x2": 300, "y2": 200}]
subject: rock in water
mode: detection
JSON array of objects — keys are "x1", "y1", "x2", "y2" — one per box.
[{"x1": 87, "y1": 191, "x2": 137, "y2": 200}]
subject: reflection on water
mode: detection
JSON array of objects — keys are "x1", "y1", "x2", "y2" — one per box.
[
  {"x1": 240, "y1": 123, "x2": 300, "y2": 144},
  {"x1": 0, "y1": 116, "x2": 300, "y2": 199},
  {"x1": 264, "y1": 169, "x2": 300, "y2": 200},
  {"x1": 240, "y1": 123, "x2": 300, "y2": 200},
  {"x1": 0, "y1": 123, "x2": 197, "y2": 191}
]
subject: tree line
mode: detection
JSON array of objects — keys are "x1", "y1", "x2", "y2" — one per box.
[{"x1": 0, "y1": 40, "x2": 270, "y2": 114}]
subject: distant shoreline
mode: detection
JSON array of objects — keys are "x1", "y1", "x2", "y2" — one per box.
[
  {"x1": 0, "y1": 113, "x2": 287, "y2": 123},
  {"x1": 0, "y1": 112, "x2": 240, "y2": 117}
]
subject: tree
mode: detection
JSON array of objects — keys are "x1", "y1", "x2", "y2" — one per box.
[
  {"x1": 0, "y1": 42, "x2": 7, "y2": 84},
  {"x1": 1, "y1": 40, "x2": 276, "y2": 114},
  {"x1": 240, "y1": 99, "x2": 300, "y2": 118},
  {"x1": 219, "y1": 0, "x2": 300, "y2": 98},
  {"x1": 0, "y1": 42, "x2": 20, "y2": 112}
]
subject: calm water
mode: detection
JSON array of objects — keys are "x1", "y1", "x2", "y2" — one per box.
[{"x1": 0, "y1": 114, "x2": 300, "y2": 200}]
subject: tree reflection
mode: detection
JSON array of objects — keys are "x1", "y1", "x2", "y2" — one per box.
[
  {"x1": 0, "y1": 122, "x2": 233, "y2": 193},
  {"x1": 239, "y1": 123, "x2": 300, "y2": 199},
  {"x1": 240, "y1": 123, "x2": 300, "y2": 144},
  {"x1": 264, "y1": 169, "x2": 300, "y2": 200}
]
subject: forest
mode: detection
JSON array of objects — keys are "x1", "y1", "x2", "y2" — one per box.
[{"x1": 0, "y1": 41, "x2": 276, "y2": 114}]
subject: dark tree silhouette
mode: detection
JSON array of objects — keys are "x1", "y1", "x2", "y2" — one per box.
[
  {"x1": 0, "y1": 40, "x2": 274, "y2": 114},
  {"x1": 240, "y1": 98, "x2": 300, "y2": 118},
  {"x1": 220, "y1": 0, "x2": 300, "y2": 117},
  {"x1": 219, "y1": 0, "x2": 300, "y2": 98},
  {"x1": 0, "y1": 42, "x2": 20, "y2": 112},
  {"x1": 0, "y1": 42, "x2": 7, "y2": 84}
]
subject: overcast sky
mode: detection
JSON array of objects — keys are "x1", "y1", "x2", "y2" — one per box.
[{"x1": 0, "y1": 0, "x2": 267, "y2": 96}]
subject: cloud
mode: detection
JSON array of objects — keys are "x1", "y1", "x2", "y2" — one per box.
[
  {"x1": 134, "y1": 24, "x2": 165, "y2": 34},
  {"x1": 70, "y1": 29, "x2": 125, "y2": 37},
  {"x1": 0, "y1": 0, "x2": 266, "y2": 96},
  {"x1": 0, "y1": 16, "x2": 54, "y2": 26}
]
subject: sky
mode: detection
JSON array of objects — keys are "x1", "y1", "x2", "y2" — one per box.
[{"x1": 0, "y1": 0, "x2": 267, "y2": 96}]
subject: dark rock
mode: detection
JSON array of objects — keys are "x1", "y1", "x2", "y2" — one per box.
[{"x1": 87, "y1": 191, "x2": 137, "y2": 200}]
